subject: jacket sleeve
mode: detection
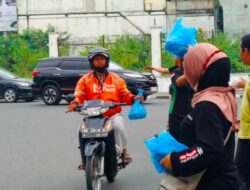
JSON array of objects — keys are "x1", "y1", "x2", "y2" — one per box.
[
  {"x1": 118, "y1": 78, "x2": 134, "y2": 105},
  {"x1": 170, "y1": 102, "x2": 228, "y2": 176},
  {"x1": 74, "y1": 77, "x2": 86, "y2": 104}
]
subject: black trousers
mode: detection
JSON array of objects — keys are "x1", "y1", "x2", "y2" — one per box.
[
  {"x1": 168, "y1": 114, "x2": 184, "y2": 141},
  {"x1": 236, "y1": 139, "x2": 250, "y2": 190}
]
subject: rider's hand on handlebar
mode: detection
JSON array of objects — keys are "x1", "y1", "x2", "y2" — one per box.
[
  {"x1": 133, "y1": 96, "x2": 144, "y2": 104},
  {"x1": 67, "y1": 100, "x2": 78, "y2": 112}
]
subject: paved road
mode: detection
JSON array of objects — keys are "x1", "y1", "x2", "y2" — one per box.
[{"x1": 0, "y1": 98, "x2": 169, "y2": 190}]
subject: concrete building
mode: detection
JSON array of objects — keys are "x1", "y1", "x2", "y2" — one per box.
[
  {"x1": 220, "y1": 0, "x2": 250, "y2": 36},
  {"x1": 17, "y1": 0, "x2": 216, "y2": 48},
  {"x1": 16, "y1": 0, "x2": 250, "y2": 44}
]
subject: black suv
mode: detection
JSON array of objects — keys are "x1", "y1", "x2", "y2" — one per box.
[{"x1": 32, "y1": 56, "x2": 158, "y2": 105}]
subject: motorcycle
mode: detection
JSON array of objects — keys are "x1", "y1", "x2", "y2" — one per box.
[{"x1": 69, "y1": 100, "x2": 127, "y2": 190}]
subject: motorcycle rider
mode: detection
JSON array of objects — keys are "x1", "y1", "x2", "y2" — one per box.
[{"x1": 68, "y1": 47, "x2": 144, "y2": 168}]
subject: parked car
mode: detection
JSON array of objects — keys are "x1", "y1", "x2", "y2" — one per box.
[
  {"x1": 0, "y1": 68, "x2": 34, "y2": 102},
  {"x1": 31, "y1": 56, "x2": 158, "y2": 105}
]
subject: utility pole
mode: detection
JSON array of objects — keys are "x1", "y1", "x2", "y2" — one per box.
[{"x1": 151, "y1": 27, "x2": 162, "y2": 78}]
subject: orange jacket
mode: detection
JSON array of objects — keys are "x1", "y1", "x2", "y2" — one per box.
[{"x1": 74, "y1": 71, "x2": 134, "y2": 117}]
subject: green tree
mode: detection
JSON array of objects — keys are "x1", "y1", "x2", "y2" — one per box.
[
  {"x1": 81, "y1": 35, "x2": 152, "y2": 71},
  {"x1": 198, "y1": 30, "x2": 248, "y2": 72}
]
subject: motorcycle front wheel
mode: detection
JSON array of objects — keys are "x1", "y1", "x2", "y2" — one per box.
[{"x1": 85, "y1": 153, "x2": 102, "y2": 190}]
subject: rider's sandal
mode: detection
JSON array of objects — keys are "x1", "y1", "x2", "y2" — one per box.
[{"x1": 78, "y1": 164, "x2": 85, "y2": 170}]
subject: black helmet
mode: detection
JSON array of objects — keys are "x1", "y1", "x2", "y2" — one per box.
[{"x1": 88, "y1": 47, "x2": 110, "y2": 70}]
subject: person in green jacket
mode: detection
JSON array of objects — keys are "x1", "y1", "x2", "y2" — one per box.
[{"x1": 144, "y1": 58, "x2": 194, "y2": 140}]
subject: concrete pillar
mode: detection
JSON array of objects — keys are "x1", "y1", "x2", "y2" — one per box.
[
  {"x1": 49, "y1": 33, "x2": 59, "y2": 57},
  {"x1": 150, "y1": 27, "x2": 170, "y2": 93},
  {"x1": 151, "y1": 27, "x2": 162, "y2": 78},
  {"x1": 17, "y1": 17, "x2": 29, "y2": 33}
]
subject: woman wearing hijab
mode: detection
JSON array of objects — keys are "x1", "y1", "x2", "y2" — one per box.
[{"x1": 160, "y1": 43, "x2": 240, "y2": 189}]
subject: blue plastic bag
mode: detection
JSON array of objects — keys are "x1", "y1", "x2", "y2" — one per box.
[
  {"x1": 165, "y1": 17, "x2": 197, "y2": 59},
  {"x1": 128, "y1": 89, "x2": 147, "y2": 120},
  {"x1": 144, "y1": 131, "x2": 188, "y2": 173}
]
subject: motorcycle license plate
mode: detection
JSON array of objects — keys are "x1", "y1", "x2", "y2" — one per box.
[{"x1": 81, "y1": 128, "x2": 108, "y2": 138}]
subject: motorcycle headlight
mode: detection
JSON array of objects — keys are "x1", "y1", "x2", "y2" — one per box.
[
  {"x1": 80, "y1": 107, "x2": 100, "y2": 116},
  {"x1": 80, "y1": 107, "x2": 109, "y2": 116}
]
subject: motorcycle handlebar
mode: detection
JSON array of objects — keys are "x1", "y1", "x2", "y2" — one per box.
[{"x1": 66, "y1": 102, "x2": 127, "y2": 113}]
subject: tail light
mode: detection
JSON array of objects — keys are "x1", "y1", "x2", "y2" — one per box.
[{"x1": 32, "y1": 71, "x2": 40, "y2": 77}]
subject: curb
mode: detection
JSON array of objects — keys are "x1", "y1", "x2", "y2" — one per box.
[
  {"x1": 151, "y1": 93, "x2": 242, "y2": 100},
  {"x1": 149, "y1": 93, "x2": 170, "y2": 99},
  {"x1": 156, "y1": 95, "x2": 170, "y2": 99}
]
